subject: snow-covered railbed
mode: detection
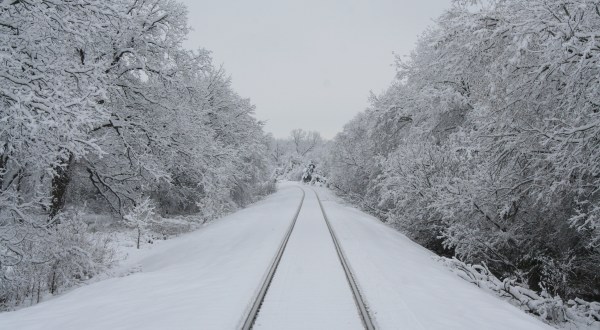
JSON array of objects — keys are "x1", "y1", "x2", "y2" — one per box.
[
  {"x1": 253, "y1": 189, "x2": 363, "y2": 329},
  {"x1": 0, "y1": 185, "x2": 304, "y2": 330},
  {"x1": 0, "y1": 183, "x2": 558, "y2": 330},
  {"x1": 316, "y1": 186, "x2": 552, "y2": 330}
]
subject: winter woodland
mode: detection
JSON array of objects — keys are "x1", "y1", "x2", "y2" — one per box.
[
  {"x1": 1, "y1": 0, "x2": 273, "y2": 309},
  {"x1": 327, "y1": 0, "x2": 600, "y2": 313},
  {"x1": 1, "y1": 0, "x2": 600, "y2": 327}
]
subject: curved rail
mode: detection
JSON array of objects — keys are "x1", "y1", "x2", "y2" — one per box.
[
  {"x1": 241, "y1": 187, "x2": 306, "y2": 330},
  {"x1": 312, "y1": 188, "x2": 376, "y2": 330}
]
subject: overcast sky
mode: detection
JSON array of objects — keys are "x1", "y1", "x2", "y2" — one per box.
[{"x1": 179, "y1": 0, "x2": 452, "y2": 139}]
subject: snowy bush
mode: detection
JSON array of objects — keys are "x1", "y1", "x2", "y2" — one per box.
[
  {"x1": 0, "y1": 213, "x2": 113, "y2": 310},
  {"x1": 123, "y1": 198, "x2": 157, "y2": 249},
  {"x1": 439, "y1": 257, "x2": 600, "y2": 329},
  {"x1": 148, "y1": 217, "x2": 192, "y2": 238}
]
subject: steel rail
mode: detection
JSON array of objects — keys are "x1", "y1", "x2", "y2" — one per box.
[
  {"x1": 312, "y1": 188, "x2": 377, "y2": 330},
  {"x1": 241, "y1": 187, "x2": 306, "y2": 330}
]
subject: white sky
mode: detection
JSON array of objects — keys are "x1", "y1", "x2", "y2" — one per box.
[{"x1": 180, "y1": 0, "x2": 452, "y2": 139}]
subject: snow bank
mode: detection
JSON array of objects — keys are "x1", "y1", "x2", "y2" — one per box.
[{"x1": 439, "y1": 257, "x2": 600, "y2": 330}]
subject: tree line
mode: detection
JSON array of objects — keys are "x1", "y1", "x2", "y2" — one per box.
[
  {"x1": 328, "y1": 0, "x2": 600, "y2": 302},
  {"x1": 0, "y1": 0, "x2": 273, "y2": 309},
  {"x1": 268, "y1": 128, "x2": 329, "y2": 182}
]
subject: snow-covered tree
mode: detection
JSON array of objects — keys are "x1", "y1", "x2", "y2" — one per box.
[
  {"x1": 123, "y1": 198, "x2": 156, "y2": 249},
  {"x1": 268, "y1": 129, "x2": 329, "y2": 181},
  {"x1": 0, "y1": 0, "x2": 273, "y2": 309},
  {"x1": 329, "y1": 0, "x2": 600, "y2": 300}
]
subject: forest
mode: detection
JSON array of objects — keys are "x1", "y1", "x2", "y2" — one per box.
[
  {"x1": 0, "y1": 0, "x2": 274, "y2": 309},
  {"x1": 327, "y1": 0, "x2": 600, "y2": 304}
]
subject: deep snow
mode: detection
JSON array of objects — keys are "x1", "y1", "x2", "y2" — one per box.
[{"x1": 0, "y1": 182, "x2": 553, "y2": 329}]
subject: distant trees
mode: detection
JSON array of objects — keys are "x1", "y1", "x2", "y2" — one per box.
[
  {"x1": 268, "y1": 129, "x2": 328, "y2": 181},
  {"x1": 1, "y1": 0, "x2": 272, "y2": 309},
  {"x1": 291, "y1": 129, "x2": 322, "y2": 156},
  {"x1": 329, "y1": 0, "x2": 600, "y2": 301}
]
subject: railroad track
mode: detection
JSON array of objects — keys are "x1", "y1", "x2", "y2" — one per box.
[
  {"x1": 312, "y1": 188, "x2": 376, "y2": 330},
  {"x1": 241, "y1": 186, "x2": 376, "y2": 330},
  {"x1": 241, "y1": 187, "x2": 305, "y2": 330}
]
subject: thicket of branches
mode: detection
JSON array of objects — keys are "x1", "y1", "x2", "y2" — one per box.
[
  {"x1": 329, "y1": 0, "x2": 600, "y2": 302},
  {"x1": 268, "y1": 129, "x2": 329, "y2": 181},
  {"x1": 0, "y1": 0, "x2": 272, "y2": 309}
]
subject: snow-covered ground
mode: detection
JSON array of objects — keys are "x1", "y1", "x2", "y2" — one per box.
[
  {"x1": 253, "y1": 189, "x2": 362, "y2": 329},
  {"x1": 0, "y1": 182, "x2": 553, "y2": 329},
  {"x1": 316, "y1": 186, "x2": 552, "y2": 330},
  {"x1": 0, "y1": 184, "x2": 303, "y2": 330}
]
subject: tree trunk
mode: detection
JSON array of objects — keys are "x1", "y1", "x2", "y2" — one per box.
[
  {"x1": 49, "y1": 153, "x2": 74, "y2": 219},
  {"x1": 137, "y1": 226, "x2": 141, "y2": 249},
  {"x1": 36, "y1": 280, "x2": 41, "y2": 303},
  {"x1": 50, "y1": 268, "x2": 57, "y2": 294}
]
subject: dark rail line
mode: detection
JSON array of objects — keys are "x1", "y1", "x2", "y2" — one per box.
[
  {"x1": 241, "y1": 187, "x2": 306, "y2": 330},
  {"x1": 313, "y1": 188, "x2": 377, "y2": 330}
]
